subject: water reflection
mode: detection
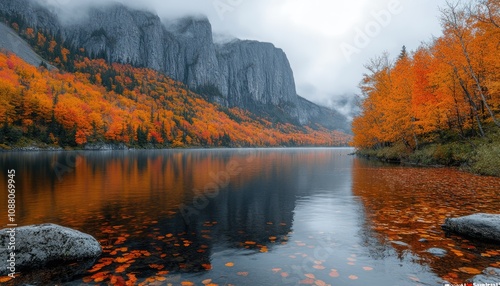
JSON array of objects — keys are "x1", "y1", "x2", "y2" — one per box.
[
  {"x1": 352, "y1": 159, "x2": 500, "y2": 284},
  {"x1": 1, "y1": 149, "x2": 498, "y2": 285}
]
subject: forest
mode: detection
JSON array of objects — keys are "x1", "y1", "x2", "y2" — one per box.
[
  {"x1": 352, "y1": 0, "x2": 500, "y2": 176},
  {"x1": 0, "y1": 21, "x2": 351, "y2": 149}
]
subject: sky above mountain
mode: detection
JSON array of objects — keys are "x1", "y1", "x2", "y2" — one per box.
[{"x1": 40, "y1": 0, "x2": 447, "y2": 108}]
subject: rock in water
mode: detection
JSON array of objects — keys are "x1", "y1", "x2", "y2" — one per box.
[
  {"x1": 471, "y1": 267, "x2": 500, "y2": 284},
  {"x1": 0, "y1": 223, "x2": 102, "y2": 275},
  {"x1": 442, "y1": 213, "x2": 500, "y2": 243}
]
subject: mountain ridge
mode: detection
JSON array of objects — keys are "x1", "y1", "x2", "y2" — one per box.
[{"x1": 0, "y1": 0, "x2": 350, "y2": 132}]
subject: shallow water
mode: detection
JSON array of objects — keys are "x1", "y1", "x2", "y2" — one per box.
[{"x1": 1, "y1": 148, "x2": 499, "y2": 285}]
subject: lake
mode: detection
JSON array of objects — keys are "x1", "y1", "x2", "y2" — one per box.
[{"x1": 1, "y1": 148, "x2": 499, "y2": 285}]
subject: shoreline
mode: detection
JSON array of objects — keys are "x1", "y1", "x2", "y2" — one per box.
[
  {"x1": 355, "y1": 139, "x2": 500, "y2": 177},
  {"x1": 0, "y1": 144, "x2": 354, "y2": 152}
]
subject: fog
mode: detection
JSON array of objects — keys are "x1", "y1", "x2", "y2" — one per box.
[{"x1": 37, "y1": 0, "x2": 447, "y2": 110}]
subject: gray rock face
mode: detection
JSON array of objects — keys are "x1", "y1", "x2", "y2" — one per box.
[
  {"x1": 0, "y1": 223, "x2": 102, "y2": 275},
  {"x1": 442, "y1": 213, "x2": 500, "y2": 242},
  {"x1": 0, "y1": 22, "x2": 55, "y2": 69},
  {"x1": 0, "y1": 0, "x2": 348, "y2": 131}
]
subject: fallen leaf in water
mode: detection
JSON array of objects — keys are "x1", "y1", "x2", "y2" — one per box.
[
  {"x1": 202, "y1": 279, "x2": 212, "y2": 285},
  {"x1": 269, "y1": 236, "x2": 277, "y2": 241},
  {"x1": 166, "y1": 233, "x2": 173, "y2": 238},
  {"x1": 181, "y1": 281, "x2": 195, "y2": 286},
  {"x1": 260, "y1": 246, "x2": 268, "y2": 253},
  {"x1": 110, "y1": 275, "x2": 126, "y2": 286},
  {"x1": 149, "y1": 264, "x2": 164, "y2": 270},
  {"x1": 0, "y1": 276, "x2": 12, "y2": 283},
  {"x1": 348, "y1": 275, "x2": 358, "y2": 280},
  {"x1": 225, "y1": 262, "x2": 234, "y2": 267},
  {"x1": 115, "y1": 257, "x2": 130, "y2": 263},
  {"x1": 313, "y1": 264, "x2": 325, "y2": 270},
  {"x1": 245, "y1": 241, "x2": 257, "y2": 245},
  {"x1": 363, "y1": 266, "x2": 373, "y2": 271},
  {"x1": 329, "y1": 271, "x2": 339, "y2": 278},
  {"x1": 237, "y1": 272, "x2": 249, "y2": 276},
  {"x1": 155, "y1": 276, "x2": 166, "y2": 281},
  {"x1": 157, "y1": 271, "x2": 169, "y2": 275},
  {"x1": 299, "y1": 278, "x2": 314, "y2": 284},
  {"x1": 126, "y1": 273, "x2": 137, "y2": 285},
  {"x1": 272, "y1": 268, "x2": 282, "y2": 273},
  {"x1": 314, "y1": 280, "x2": 327, "y2": 286},
  {"x1": 88, "y1": 263, "x2": 105, "y2": 273},
  {"x1": 92, "y1": 271, "x2": 109, "y2": 283},
  {"x1": 304, "y1": 273, "x2": 315, "y2": 279},
  {"x1": 202, "y1": 263, "x2": 212, "y2": 270},
  {"x1": 281, "y1": 272, "x2": 289, "y2": 278},
  {"x1": 446, "y1": 272, "x2": 459, "y2": 279},
  {"x1": 458, "y1": 267, "x2": 481, "y2": 275},
  {"x1": 115, "y1": 263, "x2": 131, "y2": 273}
]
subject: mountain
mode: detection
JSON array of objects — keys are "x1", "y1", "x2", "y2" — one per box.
[
  {"x1": 0, "y1": 0, "x2": 349, "y2": 132},
  {"x1": 0, "y1": 22, "x2": 55, "y2": 69}
]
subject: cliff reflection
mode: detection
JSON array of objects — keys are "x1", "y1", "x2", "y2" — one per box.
[{"x1": 0, "y1": 149, "x2": 342, "y2": 279}]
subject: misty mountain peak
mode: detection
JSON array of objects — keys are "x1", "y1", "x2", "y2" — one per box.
[{"x1": 0, "y1": 0, "x2": 349, "y2": 131}]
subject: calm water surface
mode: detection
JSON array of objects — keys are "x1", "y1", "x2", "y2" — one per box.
[{"x1": 1, "y1": 148, "x2": 499, "y2": 285}]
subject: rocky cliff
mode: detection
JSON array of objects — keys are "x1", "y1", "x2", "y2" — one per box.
[{"x1": 0, "y1": 0, "x2": 349, "y2": 131}]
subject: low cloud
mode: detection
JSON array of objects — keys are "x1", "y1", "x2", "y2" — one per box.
[{"x1": 35, "y1": 0, "x2": 446, "y2": 107}]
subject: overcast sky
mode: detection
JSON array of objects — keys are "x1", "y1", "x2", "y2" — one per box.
[{"x1": 44, "y1": 0, "x2": 447, "y2": 107}]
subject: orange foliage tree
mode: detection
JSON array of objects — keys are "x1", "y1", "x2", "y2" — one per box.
[{"x1": 352, "y1": 0, "x2": 500, "y2": 150}]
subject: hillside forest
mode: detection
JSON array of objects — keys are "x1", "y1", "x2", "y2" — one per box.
[
  {"x1": 352, "y1": 0, "x2": 500, "y2": 176},
  {"x1": 0, "y1": 18, "x2": 351, "y2": 149}
]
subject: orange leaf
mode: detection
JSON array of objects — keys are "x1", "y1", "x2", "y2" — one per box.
[
  {"x1": 315, "y1": 280, "x2": 327, "y2": 286},
  {"x1": 181, "y1": 281, "x2": 195, "y2": 286},
  {"x1": 348, "y1": 275, "x2": 358, "y2": 280},
  {"x1": 312, "y1": 264, "x2": 325, "y2": 270},
  {"x1": 0, "y1": 276, "x2": 13, "y2": 283},
  {"x1": 225, "y1": 262, "x2": 234, "y2": 267},
  {"x1": 299, "y1": 278, "x2": 314, "y2": 285},
  {"x1": 458, "y1": 267, "x2": 481, "y2": 275},
  {"x1": 363, "y1": 266, "x2": 373, "y2": 271},
  {"x1": 304, "y1": 273, "x2": 315, "y2": 279},
  {"x1": 329, "y1": 271, "x2": 339, "y2": 278},
  {"x1": 272, "y1": 268, "x2": 282, "y2": 273}
]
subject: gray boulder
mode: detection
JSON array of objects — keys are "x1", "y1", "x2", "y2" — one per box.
[
  {"x1": 470, "y1": 268, "x2": 500, "y2": 284},
  {"x1": 0, "y1": 223, "x2": 102, "y2": 275},
  {"x1": 442, "y1": 213, "x2": 500, "y2": 242}
]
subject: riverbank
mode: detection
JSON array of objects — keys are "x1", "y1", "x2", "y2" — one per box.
[
  {"x1": 0, "y1": 139, "x2": 351, "y2": 152},
  {"x1": 356, "y1": 129, "x2": 500, "y2": 177}
]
